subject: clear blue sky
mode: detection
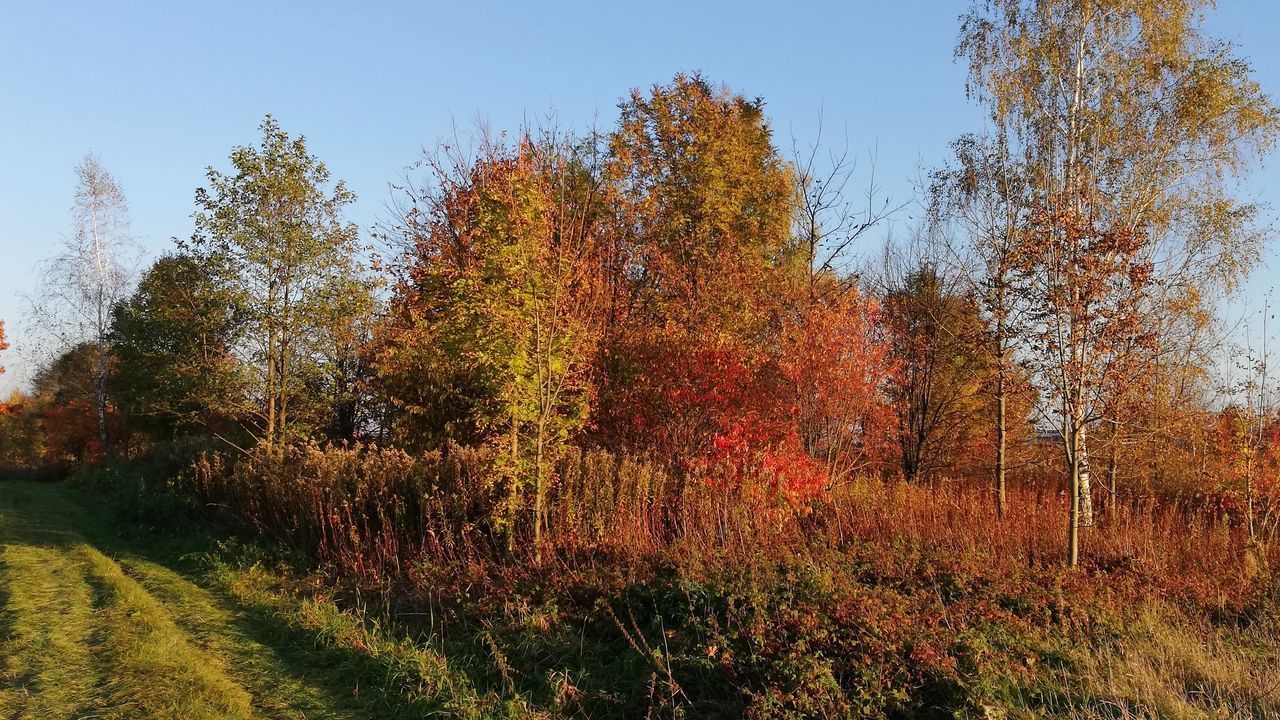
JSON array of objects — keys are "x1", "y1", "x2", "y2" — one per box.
[{"x1": 2, "y1": 1, "x2": 1278, "y2": 392}]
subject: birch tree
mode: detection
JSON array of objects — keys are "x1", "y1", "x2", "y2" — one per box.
[
  {"x1": 27, "y1": 155, "x2": 137, "y2": 456},
  {"x1": 931, "y1": 133, "x2": 1034, "y2": 515},
  {"x1": 959, "y1": 0, "x2": 1279, "y2": 565}
]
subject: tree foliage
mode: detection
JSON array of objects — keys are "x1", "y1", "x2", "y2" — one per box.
[
  {"x1": 109, "y1": 253, "x2": 247, "y2": 440},
  {"x1": 191, "y1": 116, "x2": 371, "y2": 446}
]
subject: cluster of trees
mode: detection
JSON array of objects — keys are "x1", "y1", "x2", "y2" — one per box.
[{"x1": 3, "y1": 0, "x2": 1279, "y2": 566}]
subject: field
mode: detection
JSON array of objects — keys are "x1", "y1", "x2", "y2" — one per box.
[{"x1": 4, "y1": 468, "x2": 1280, "y2": 719}]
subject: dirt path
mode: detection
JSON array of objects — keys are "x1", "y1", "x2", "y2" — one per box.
[{"x1": 0, "y1": 480, "x2": 379, "y2": 720}]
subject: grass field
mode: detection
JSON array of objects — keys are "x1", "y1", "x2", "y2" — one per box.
[{"x1": 0, "y1": 479, "x2": 488, "y2": 720}]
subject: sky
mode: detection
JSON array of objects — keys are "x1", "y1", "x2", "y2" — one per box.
[{"x1": 2, "y1": 1, "x2": 1279, "y2": 393}]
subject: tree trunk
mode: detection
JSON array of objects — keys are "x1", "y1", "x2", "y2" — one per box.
[
  {"x1": 995, "y1": 356, "x2": 1007, "y2": 517},
  {"x1": 1068, "y1": 431, "x2": 1081, "y2": 567},
  {"x1": 279, "y1": 335, "x2": 288, "y2": 442},
  {"x1": 265, "y1": 280, "x2": 278, "y2": 447},
  {"x1": 265, "y1": 331, "x2": 276, "y2": 447},
  {"x1": 534, "y1": 420, "x2": 546, "y2": 565},
  {"x1": 1105, "y1": 418, "x2": 1118, "y2": 519},
  {"x1": 1078, "y1": 423, "x2": 1093, "y2": 528},
  {"x1": 91, "y1": 205, "x2": 109, "y2": 457},
  {"x1": 508, "y1": 411, "x2": 519, "y2": 554}
]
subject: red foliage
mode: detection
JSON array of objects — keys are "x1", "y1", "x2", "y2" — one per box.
[
  {"x1": 40, "y1": 399, "x2": 123, "y2": 463},
  {"x1": 597, "y1": 289, "x2": 896, "y2": 508}
]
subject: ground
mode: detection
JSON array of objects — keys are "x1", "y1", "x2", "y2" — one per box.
[{"x1": 0, "y1": 480, "x2": 393, "y2": 720}]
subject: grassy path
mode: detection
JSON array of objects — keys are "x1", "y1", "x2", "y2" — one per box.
[{"x1": 0, "y1": 480, "x2": 396, "y2": 720}]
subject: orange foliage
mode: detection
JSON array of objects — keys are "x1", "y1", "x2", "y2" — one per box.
[{"x1": 40, "y1": 398, "x2": 123, "y2": 464}]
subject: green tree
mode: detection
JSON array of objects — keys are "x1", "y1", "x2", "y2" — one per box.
[
  {"x1": 109, "y1": 253, "x2": 247, "y2": 443},
  {"x1": 192, "y1": 116, "x2": 369, "y2": 446}
]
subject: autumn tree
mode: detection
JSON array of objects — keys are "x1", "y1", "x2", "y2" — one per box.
[
  {"x1": 597, "y1": 74, "x2": 799, "y2": 463},
  {"x1": 30, "y1": 343, "x2": 123, "y2": 462},
  {"x1": 931, "y1": 133, "x2": 1036, "y2": 513},
  {"x1": 0, "y1": 390, "x2": 44, "y2": 472},
  {"x1": 0, "y1": 320, "x2": 7, "y2": 378},
  {"x1": 879, "y1": 251, "x2": 991, "y2": 483},
  {"x1": 191, "y1": 116, "x2": 370, "y2": 446},
  {"x1": 778, "y1": 120, "x2": 903, "y2": 486},
  {"x1": 960, "y1": 0, "x2": 1279, "y2": 565},
  {"x1": 375, "y1": 129, "x2": 608, "y2": 555},
  {"x1": 778, "y1": 286, "x2": 897, "y2": 486},
  {"x1": 26, "y1": 155, "x2": 137, "y2": 457}
]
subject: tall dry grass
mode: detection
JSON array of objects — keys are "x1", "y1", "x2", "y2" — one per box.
[{"x1": 184, "y1": 442, "x2": 1275, "y2": 615}]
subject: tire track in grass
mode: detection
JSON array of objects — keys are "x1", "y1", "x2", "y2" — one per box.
[
  {"x1": 77, "y1": 542, "x2": 256, "y2": 720},
  {"x1": 0, "y1": 541, "x2": 102, "y2": 719},
  {"x1": 111, "y1": 554, "x2": 359, "y2": 720},
  {"x1": 0, "y1": 482, "x2": 254, "y2": 719}
]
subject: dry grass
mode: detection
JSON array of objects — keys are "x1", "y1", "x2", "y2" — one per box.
[
  {"x1": 170, "y1": 443, "x2": 1280, "y2": 717},
  {"x1": 1017, "y1": 610, "x2": 1280, "y2": 719}
]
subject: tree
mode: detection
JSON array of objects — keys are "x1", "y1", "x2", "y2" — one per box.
[
  {"x1": 0, "y1": 320, "x2": 7, "y2": 377},
  {"x1": 881, "y1": 257, "x2": 991, "y2": 483},
  {"x1": 26, "y1": 155, "x2": 137, "y2": 457},
  {"x1": 192, "y1": 116, "x2": 369, "y2": 446},
  {"x1": 0, "y1": 390, "x2": 43, "y2": 471},
  {"x1": 30, "y1": 343, "x2": 121, "y2": 463},
  {"x1": 782, "y1": 116, "x2": 903, "y2": 489},
  {"x1": 959, "y1": 0, "x2": 1279, "y2": 565},
  {"x1": 596, "y1": 73, "x2": 798, "y2": 461},
  {"x1": 109, "y1": 253, "x2": 247, "y2": 442},
  {"x1": 931, "y1": 133, "x2": 1035, "y2": 514},
  {"x1": 375, "y1": 130, "x2": 608, "y2": 556},
  {"x1": 778, "y1": 285, "x2": 897, "y2": 487}
]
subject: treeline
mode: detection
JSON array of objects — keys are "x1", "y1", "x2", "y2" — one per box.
[{"x1": 3, "y1": 0, "x2": 1280, "y2": 571}]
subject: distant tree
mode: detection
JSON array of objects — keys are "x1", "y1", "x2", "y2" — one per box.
[
  {"x1": 0, "y1": 320, "x2": 8, "y2": 377},
  {"x1": 26, "y1": 155, "x2": 137, "y2": 457},
  {"x1": 960, "y1": 0, "x2": 1279, "y2": 565},
  {"x1": 0, "y1": 390, "x2": 44, "y2": 471},
  {"x1": 881, "y1": 260, "x2": 990, "y2": 483},
  {"x1": 30, "y1": 343, "x2": 123, "y2": 463},
  {"x1": 109, "y1": 253, "x2": 248, "y2": 443},
  {"x1": 191, "y1": 116, "x2": 370, "y2": 446},
  {"x1": 931, "y1": 133, "x2": 1034, "y2": 514}
]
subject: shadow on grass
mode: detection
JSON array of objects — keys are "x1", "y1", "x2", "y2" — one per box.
[{"x1": 0, "y1": 479, "x2": 480, "y2": 718}]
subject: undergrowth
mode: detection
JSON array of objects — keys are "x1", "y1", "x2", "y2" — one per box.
[{"x1": 62, "y1": 445, "x2": 1280, "y2": 719}]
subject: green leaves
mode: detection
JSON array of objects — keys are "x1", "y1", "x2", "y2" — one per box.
[{"x1": 190, "y1": 116, "x2": 372, "y2": 445}]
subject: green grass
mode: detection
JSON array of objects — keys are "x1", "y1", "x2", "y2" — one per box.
[{"x1": 0, "y1": 479, "x2": 506, "y2": 720}]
